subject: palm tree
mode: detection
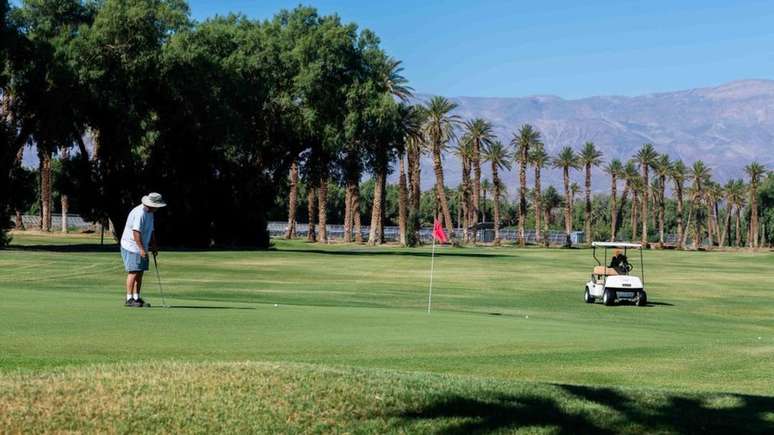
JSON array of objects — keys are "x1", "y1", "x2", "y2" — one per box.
[
  {"x1": 552, "y1": 147, "x2": 579, "y2": 246},
  {"x1": 670, "y1": 160, "x2": 688, "y2": 249},
  {"x1": 634, "y1": 143, "x2": 658, "y2": 245},
  {"x1": 652, "y1": 154, "x2": 671, "y2": 247},
  {"x1": 706, "y1": 181, "x2": 723, "y2": 248},
  {"x1": 379, "y1": 58, "x2": 414, "y2": 102},
  {"x1": 480, "y1": 178, "x2": 492, "y2": 222},
  {"x1": 604, "y1": 159, "x2": 623, "y2": 241},
  {"x1": 719, "y1": 180, "x2": 737, "y2": 248},
  {"x1": 422, "y1": 96, "x2": 461, "y2": 236},
  {"x1": 306, "y1": 182, "x2": 317, "y2": 242},
  {"x1": 689, "y1": 160, "x2": 711, "y2": 249},
  {"x1": 579, "y1": 142, "x2": 603, "y2": 244},
  {"x1": 482, "y1": 140, "x2": 512, "y2": 245},
  {"x1": 617, "y1": 161, "x2": 640, "y2": 240},
  {"x1": 630, "y1": 176, "x2": 645, "y2": 242},
  {"x1": 728, "y1": 179, "x2": 747, "y2": 247},
  {"x1": 530, "y1": 143, "x2": 550, "y2": 245},
  {"x1": 745, "y1": 162, "x2": 767, "y2": 248},
  {"x1": 285, "y1": 160, "x2": 299, "y2": 239},
  {"x1": 397, "y1": 105, "x2": 424, "y2": 246},
  {"x1": 513, "y1": 124, "x2": 541, "y2": 246},
  {"x1": 453, "y1": 140, "x2": 474, "y2": 241},
  {"x1": 461, "y1": 118, "x2": 495, "y2": 241}
]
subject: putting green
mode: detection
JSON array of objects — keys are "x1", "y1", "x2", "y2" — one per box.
[{"x1": 1, "y1": 232, "x2": 773, "y2": 432}]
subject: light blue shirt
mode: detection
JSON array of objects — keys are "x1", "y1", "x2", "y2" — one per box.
[{"x1": 120, "y1": 205, "x2": 154, "y2": 253}]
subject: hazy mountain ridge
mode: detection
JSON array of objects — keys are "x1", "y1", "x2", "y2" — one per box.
[{"x1": 412, "y1": 79, "x2": 774, "y2": 193}]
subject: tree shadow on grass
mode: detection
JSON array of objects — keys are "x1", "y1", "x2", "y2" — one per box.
[
  {"x1": 560, "y1": 384, "x2": 774, "y2": 434},
  {"x1": 398, "y1": 384, "x2": 774, "y2": 434},
  {"x1": 8, "y1": 244, "x2": 119, "y2": 253},
  {"x1": 400, "y1": 393, "x2": 613, "y2": 434}
]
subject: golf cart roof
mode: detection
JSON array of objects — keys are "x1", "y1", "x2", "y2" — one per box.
[{"x1": 592, "y1": 242, "x2": 643, "y2": 249}]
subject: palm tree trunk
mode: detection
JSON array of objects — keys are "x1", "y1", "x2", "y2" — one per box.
[
  {"x1": 616, "y1": 183, "x2": 630, "y2": 240},
  {"x1": 353, "y1": 184, "x2": 362, "y2": 243},
  {"x1": 317, "y1": 175, "x2": 328, "y2": 243},
  {"x1": 343, "y1": 186, "x2": 352, "y2": 243},
  {"x1": 432, "y1": 146, "x2": 454, "y2": 237},
  {"x1": 584, "y1": 163, "x2": 592, "y2": 244},
  {"x1": 534, "y1": 167, "x2": 543, "y2": 244},
  {"x1": 460, "y1": 157, "x2": 471, "y2": 242},
  {"x1": 693, "y1": 196, "x2": 701, "y2": 249},
  {"x1": 59, "y1": 147, "x2": 71, "y2": 234},
  {"x1": 631, "y1": 191, "x2": 639, "y2": 241},
  {"x1": 472, "y1": 139, "x2": 481, "y2": 242},
  {"x1": 39, "y1": 149, "x2": 52, "y2": 232},
  {"x1": 563, "y1": 168, "x2": 572, "y2": 246},
  {"x1": 285, "y1": 161, "x2": 298, "y2": 239},
  {"x1": 720, "y1": 202, "x2": 731, "y2": 248},
  {"x1": 706, "y1": 197, "x2": 715, "y2": 249},
  {"x1": 481, "y1": 189, "x2": 488, "y2": 222},
  {"x1": 518, "y1": 159, "x2": 528, "y2": 247},
  {"x1": 734, "y1": 207, "x2": 741, "y2": 248},
  {"x1": 750, "y1": 186, "x2": 759, "y2": 248},
  {"x1": 609, "y1": 175, "x2": 618, "y2": 242},
  {"x1": 492, "y1": 165, "x2": 501, "y2": 245},
  {"x1": 15, "y1": 209, "x2": 24, "y2": 230},
  {"x1": 676, "y1": 185, "x2": 684, "y2": 249},
  {"x1": 658, "y1": 179, "x2": 666, "y2": 247},
  {"x1": 398, "y1": 155, "x2": 409, "y2": 246},
  {"x1": 368, "y1": 170, "x2": 385, "y2": 245},
  {"x1": 306, "y1": 185, "x2": 317, "y2": 242},
  {"x1": 409, "y1": 146, "x2": 421, "y2": 212},
  {"x1": 641, "y1": 166, "x2": 649, "y2": 245}
]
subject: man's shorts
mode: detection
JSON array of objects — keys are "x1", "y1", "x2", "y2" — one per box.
[{"x1": 121, "y1": 247, "x2": 149, "y2": 272}]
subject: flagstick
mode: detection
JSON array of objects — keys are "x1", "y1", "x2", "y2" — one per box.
[{"x1": 427, "y1": 236, "x2": 436, "y2": 313}]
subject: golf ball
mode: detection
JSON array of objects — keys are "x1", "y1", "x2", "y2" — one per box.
[{"x1": 274, "y1": 304, "x2": 278, "y2": 307}]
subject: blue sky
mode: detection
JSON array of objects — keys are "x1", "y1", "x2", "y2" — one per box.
[{"x1": 187, "y1": 0, "x2": 774, "y2": 99}]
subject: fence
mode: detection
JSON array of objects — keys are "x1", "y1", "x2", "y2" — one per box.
[
  {"x1": 12, "y1": 214, "x2": 96, "y2": 232},
  {"x1": 268, "y1": 222, "x2": 585, "y2": 246}
]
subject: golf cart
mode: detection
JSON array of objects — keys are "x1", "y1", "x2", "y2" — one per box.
[{"x1": 584, "y1": 242, "x2": 647, "y2": 306}]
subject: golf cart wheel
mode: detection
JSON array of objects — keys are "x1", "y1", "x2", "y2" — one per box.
[
  {"x1": 603, "y1": 288, "x2": 616, "y2": 306},
  {"x1": 636, "y1": 291, "x2": 647, "y2": 307},
  {"x1": 584, "y1": 287, "x2": 594, "y2": 304}
]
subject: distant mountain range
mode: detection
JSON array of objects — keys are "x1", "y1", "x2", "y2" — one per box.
[
  {"x1": 22, "y1": 79, "x2": 774, "y2": 195},
  {"x1": 409, "y1": 79, "x2": 774, "y2": 194}
]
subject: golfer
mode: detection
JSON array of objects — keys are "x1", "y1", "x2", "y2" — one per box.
[{"x1": 120, "y1": 192, "x2": 166, "y2": 307}]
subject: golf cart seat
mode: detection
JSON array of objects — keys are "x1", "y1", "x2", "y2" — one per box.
[{"x1": 593, "y1": 266, "x2": 618, "y2": 276}]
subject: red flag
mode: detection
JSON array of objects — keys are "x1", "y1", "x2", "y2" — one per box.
[{"x1": 432, "y1": 218, "x2": 448, "y2": 244}]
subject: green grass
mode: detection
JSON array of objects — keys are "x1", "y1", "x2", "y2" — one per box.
[{"x1": 1, "y1": 232, "x2": 773, "y2": 433}]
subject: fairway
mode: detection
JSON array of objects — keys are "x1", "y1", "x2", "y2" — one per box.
[{"x1": 2, "y1": 232, "x2": 773, "y2": 433}]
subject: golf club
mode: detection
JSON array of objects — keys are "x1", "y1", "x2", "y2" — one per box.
[{"x1": 152, "y1": 252, "x2": 168, "y2": 308}]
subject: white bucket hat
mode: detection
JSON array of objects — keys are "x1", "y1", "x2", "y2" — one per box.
[{"x1": 142, "y1": 192, "x2": 167, "y2": 208}]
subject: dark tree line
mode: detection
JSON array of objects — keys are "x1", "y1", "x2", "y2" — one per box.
[{"x1": 1, "y1": 1, "x2": 407, "y2": 248}]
